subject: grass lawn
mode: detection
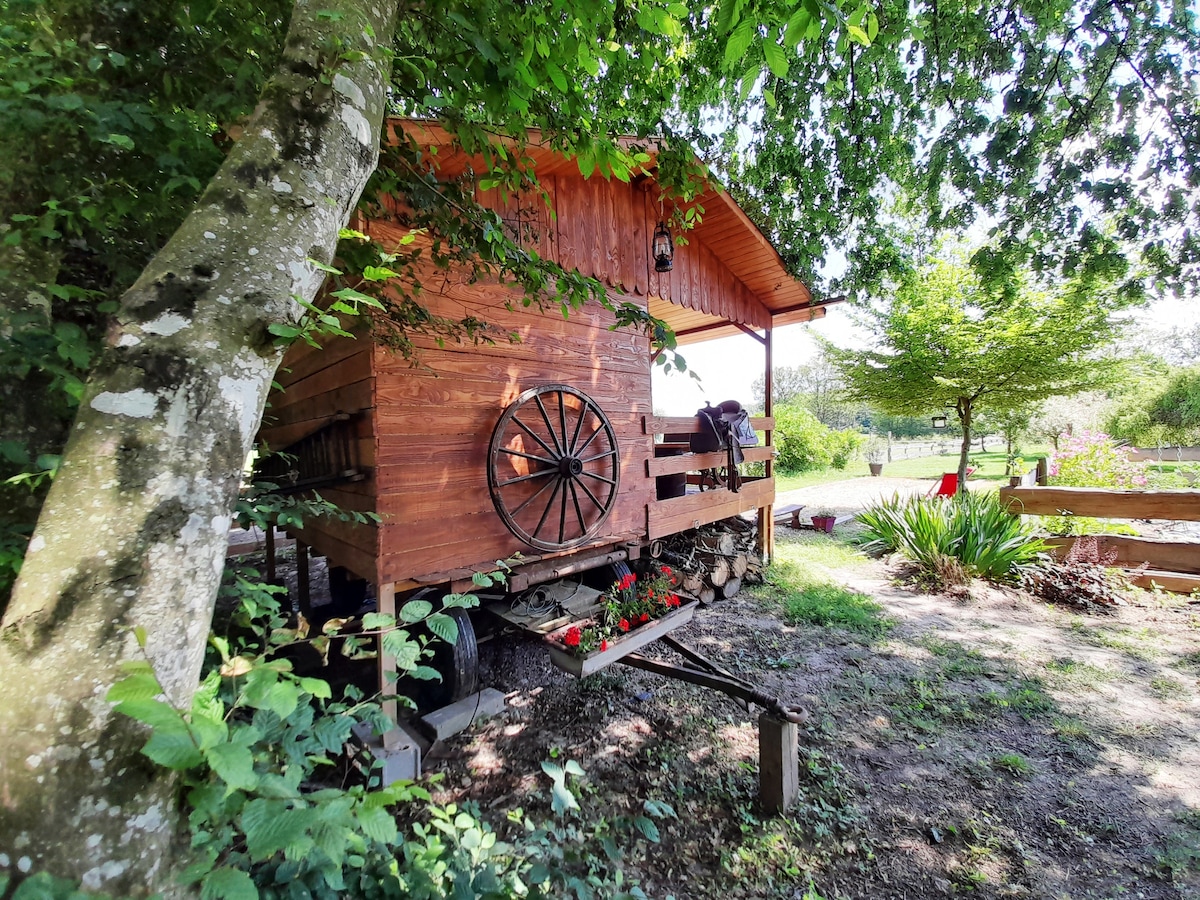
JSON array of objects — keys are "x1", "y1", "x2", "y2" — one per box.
[{"x1": 774, "y1": 446, "x2": 1052, "y2": 493}]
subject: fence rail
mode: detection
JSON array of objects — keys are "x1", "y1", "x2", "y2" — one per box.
[{"x1": 998, "y1": 485, "x2": 1200, "y2": 594}]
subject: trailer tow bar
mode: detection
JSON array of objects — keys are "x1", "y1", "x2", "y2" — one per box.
[{"x1": 618, "y1": 636, "x2": 807, "y2": 813}]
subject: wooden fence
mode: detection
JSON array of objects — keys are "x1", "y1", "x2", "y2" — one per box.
[{"x1": 998, "y1": 485, "x2": 1200, "y2": 594}]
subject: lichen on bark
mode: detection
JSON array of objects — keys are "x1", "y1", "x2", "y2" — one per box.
[{"x1": 0, "y1": 0, "x2": 398, "y2": 893}]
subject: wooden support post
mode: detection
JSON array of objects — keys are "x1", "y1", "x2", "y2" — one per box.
[
  {"x1": 376, "y1": 582, "x2": 399, "y2": 733},
  {"x1": 1036, "y1": 456, "x2": 1049, "y2": 485},
  {"x1": 296, "y1": 540, "x2": 311, "y2": 618},
  {"x1": 758, "y1": 712, "x2": 799, "y2": 815},
  {"x1": 762, "y1": 325, "x2": 775, "y2": 563},
  {"x1": 264, "y1": 523, "x2": 276, "y2": 584}
]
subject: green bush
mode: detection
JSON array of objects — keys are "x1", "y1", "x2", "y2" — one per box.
[
  {"x1": 773, "y1": 405, "x2": 863, "y2": 473},
  {"x1": 107, "y1": 565, "x2": 666, "y2": 899},
  {"x1": 858, "y1": 492, "x2": 1048, "y2": 583}
]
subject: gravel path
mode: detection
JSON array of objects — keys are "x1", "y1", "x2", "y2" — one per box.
[{"x1": 776, "y1": 474, "x2": 934, "y2": 519}]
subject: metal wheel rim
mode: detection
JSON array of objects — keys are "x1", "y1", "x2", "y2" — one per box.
[{"x1": 487, "y1": 384, "x2": 620, "y2": 551}]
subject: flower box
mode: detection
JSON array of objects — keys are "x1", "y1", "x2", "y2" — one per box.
[
  {"x1": 545, "y1": 602, "x2": 697, "y2": 677},
  {"x1": 811, "y1": 515, "x2": 837, "y2": 533}
]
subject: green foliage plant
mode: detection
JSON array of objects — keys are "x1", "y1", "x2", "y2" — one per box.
[
  {"x1": 858, "y1": 492, "x2": 1049, "y2": 584},
  {"x1": 106, "y1": 551, "x2": 666, "y2": 899},
  {"x1": 773, "y1": 404, "x2": 860, "y2": 473}
]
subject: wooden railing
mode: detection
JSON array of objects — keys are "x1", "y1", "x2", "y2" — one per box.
[
  {"x1": 643, "y1": 416, "x2": 775, "y2": 545},
  {"x1": 999, "y1": 485, "x2": 1200, "y2": 593}
]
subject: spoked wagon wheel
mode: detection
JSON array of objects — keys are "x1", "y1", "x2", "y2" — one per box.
[{"x1": 488, "y1": 384, "x2": 620, "y2": 551}]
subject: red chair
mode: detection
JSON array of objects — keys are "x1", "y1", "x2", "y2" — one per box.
[{"x1": 927, "y1": 472, "x2": 958, "y2": 497}]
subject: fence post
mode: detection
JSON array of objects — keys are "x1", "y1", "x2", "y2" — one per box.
[{"x1": 1036, "y1": 457, "x2": 1048, "y2": 485}]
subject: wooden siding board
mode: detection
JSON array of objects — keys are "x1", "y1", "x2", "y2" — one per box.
[
  {"x1": 647, "y1": 477, "x2": 774, "y2": 539},
  {"x1": 370, "y1": 273, "x2": 655, "y2": 584}
]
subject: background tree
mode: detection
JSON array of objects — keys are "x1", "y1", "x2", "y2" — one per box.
[
  {"x1": 827, "y1": 256, "x2": 1132, "y2": 490},
  {"x1": 751, "y1": 347, "x2": 867, "y2": 427}
]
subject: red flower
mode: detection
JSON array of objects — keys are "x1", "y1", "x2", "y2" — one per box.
[
  {"x1": 600, "y1": 639, "x2": 608, "y2": 651},
  {"x1": 660, "y1": 565, "x2": 672, "y2": 576},
  {"x1": 618, "y1": 572, "x2": 637, "y2": 591},
  {"x1": 563, "y1": 626, "x2": 582, "y2": 648},
  {"x1": 667, "y1": 593, "x2": 680, "y2": 608},
  {"x1": 618, "y1": 618, "x2": 630, "y2": 632},
  {"x1": 639, "y1": 612, "x2": 650, "y2": 623}
]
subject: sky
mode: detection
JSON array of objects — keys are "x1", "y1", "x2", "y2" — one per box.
[{"x1": 650, "y1": 294, "x2": 1200, "y2": 416}]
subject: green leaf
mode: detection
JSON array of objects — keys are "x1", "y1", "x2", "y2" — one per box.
[
  {"x1": 361, "y1": 265, "x2": 401, "y2": 281},
  {"x1": 200, "y1": 866, "x2": 258, "y2": 900},
  {"x1": 763, "y1": 39, "x2": 788, "y2": 78},
  {"x1": 408, "y1": 665, "x2": 443, "y2": 682},
  {"x1": 426, "y1": 612, "x2": 459, "y2": 645},
  {"x1": 724, "y1": 19, "x2": 754, "y2": 68},
  {"x1": 847, "y1": 24, "x2": 871, "y2": 46},
  {"x1": 381, "y1": 630, "x2": 421, "y2": 669},
  {"x1": 106, "y1": 671, "x2": 163, "y2": 703},
  {"x1": 633, "y1": 815, "x2": 660, "y2": 842},
  {"x1": 298, "y1": 676, "x2": 332, "y2": 699},
  {"x1": 205, "y1": 742, "x2": 258, "y2": 792},
  {"x1": 242, "y1": 799, "x2": 316, "y2": 858},
  {"x1": 356, "y1": 804, "x2": 398, "y2": 843},
  {"x1": 398, "y1": 599, "x2": 433, "y2": 623}
]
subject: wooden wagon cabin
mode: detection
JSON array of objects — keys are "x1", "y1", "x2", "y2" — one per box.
[{"x1": 255, "y1": 120, "x2": 839, "y2": 713}]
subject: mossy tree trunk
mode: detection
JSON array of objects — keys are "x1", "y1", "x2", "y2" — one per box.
[{"x1": 0, "y1": 0, "x2": 396, "y2": 894}]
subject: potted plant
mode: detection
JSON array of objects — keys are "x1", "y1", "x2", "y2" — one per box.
[
  {"x1": 545, "y1": 565, "x2": 696, "y2": 676},
  {"x1": 865, "y1": 437, "x2": 885, "y2": 476},
  {"x1": 810, "y1": 509, "x2": 837, "y2": 533}
]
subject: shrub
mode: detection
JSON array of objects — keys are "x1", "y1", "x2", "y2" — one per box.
[
  {"x1": 1049, "y1": 431, "x2": 1146, "y2": 488},
  {"x1": 1045, "y1": 431, "x2": 1147, "y2": 534},
  {"x1": 828, "y1": 429, "x2": 864, "y2": 470},
  {"x1": 858, "y1": 492, "x2": 1048, "y2": 584},
  {"x1": 773, "y1": 405, "x2": 863, "y2": 473},
  {"x1": 774, "y1": 405, "x2": 833, "y2": 472}
]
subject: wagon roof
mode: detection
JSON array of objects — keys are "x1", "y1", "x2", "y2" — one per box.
[{"x1": 387, "y1": 120, "x2": 842, "y2": 345}]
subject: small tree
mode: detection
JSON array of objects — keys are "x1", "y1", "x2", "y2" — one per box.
[{"x1": 827, "y1": 257, "x2": 1133, "y2": 492}]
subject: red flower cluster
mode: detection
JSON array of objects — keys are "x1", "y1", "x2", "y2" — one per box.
[
  {"x1": 618, "y1": 618, "x2": 630, "y2": 632},
  {"x1": 618, "y1": 572, "x2": 637, "y2": 591},
  {"x1": 563, "y1": 626, "x2": 582, "y2": 648}
]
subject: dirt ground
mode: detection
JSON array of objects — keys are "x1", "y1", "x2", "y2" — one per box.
[{"x1": 420, "y1": 521, "x2": 1200, "y2": 900}]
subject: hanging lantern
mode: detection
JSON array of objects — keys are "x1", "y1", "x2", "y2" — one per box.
[
  {"x1": 931, "y1": 415, "x2": 948, "y2": 429},
  {"x1": 652, "y1": 221, "x2": 674, "y2": 273}
]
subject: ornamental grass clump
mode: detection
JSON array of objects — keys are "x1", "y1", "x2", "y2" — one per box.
[
  {"x1": 558, "y1": 566, "x2": 683, "y2": 656},
  {"x1": 858, "y1": 492, "x2": 1049, "y2": 584}
]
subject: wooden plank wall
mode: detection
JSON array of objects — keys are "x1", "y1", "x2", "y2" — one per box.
[
  {"x1": 258, "y1": 332, "x2": 379, "y2": 582},
  {"x1": 476, "y1": 173, "x2": 768, "y2": 329},
  {"x1": 368, "y1": 251, "x2": 654, "y2": 585}
]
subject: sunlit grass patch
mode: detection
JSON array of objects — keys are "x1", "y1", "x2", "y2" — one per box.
[{"x1": 756, "y1": 551, "x2": 892, "y2": 639}]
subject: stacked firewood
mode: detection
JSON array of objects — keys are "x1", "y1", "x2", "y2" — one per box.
[{"x1": 651, "y1": 517, "x2": 764, "y2": 605}]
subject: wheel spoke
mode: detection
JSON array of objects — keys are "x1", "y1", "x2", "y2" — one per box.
[
  {"x1": 567, "y1": 479, "x2": 587, "y2": 533},
  {"x1": 498, "y1": 447, "x2": 556, "y2": 466},
  {"x1": 572, "y1": 475, "x2": 606, "y2": 511},
  {"x1": 575, "y1": 425, "x2": 604, "y2": 456},
  {"x1": 578, "y1": 448, "x2": 618, "y2": 465},
  {"x1": 578, "y1": 470, "x2": 617, "y2": 487},
  {"x1": 532, "y1": 477, "x2": 563, "y2": 540},
  {"x1": 498, "y1": 469, "x2": 555, "y2": 488},
  {"x1": 567, "y1": 400, "x2": 588, "y2": 454},
  {"x1": 509, "y1": 471, "x2": 560, "y2": 516},
  {"x1": 511, "y1": 415, "x2": 560, "y2": 459},
  {"x1": 534, "y1": 394, "x2": 564, "y2": 456},
  {"x1": 558, "y1": 484, "x2": 568, "y2": 544},
  {"x1": 556, "y1": 391, "x2": 569, "y2": 458}
]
